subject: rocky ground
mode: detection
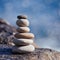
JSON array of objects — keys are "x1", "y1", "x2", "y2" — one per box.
[
  {"x1": 0, "y1": 44, "x2": 60, "y2": 60},
  {"x1": 0, "y1": 18, "x2": 60, "y2": 60},
  {"x1": 0, "y1": 18, "x2": 16, "y2": 44}
]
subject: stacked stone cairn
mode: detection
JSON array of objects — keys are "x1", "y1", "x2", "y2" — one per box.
[{"x1": 12, "y1": 15, "x2": 35, "y2": 53}]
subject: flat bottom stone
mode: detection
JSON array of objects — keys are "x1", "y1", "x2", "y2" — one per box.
[{"x1": 0, "y1": 44, "x2": 60, "y2": 60}]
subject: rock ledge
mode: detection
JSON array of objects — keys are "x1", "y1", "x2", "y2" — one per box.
[{"x1": 0, "y1": 44, "x2": 60, "y2": 60}]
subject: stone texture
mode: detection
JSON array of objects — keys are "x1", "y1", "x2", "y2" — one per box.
[
  {"x1": 17, "y1": 15, "x2": 27, "y2": 19},
  {"x1": 0, "y1": 18, "x2": 10, "y2": 25},
  {"x1": 12, "y1": 45, "x2": 35, "y2": 53},
  {"x1": 14, "y1": 33, "x2": 34, "y2": 39},
  {"x1": 16, "y1": 19, "x2": 29, "y2": 27},
  {"x1": 17, "y1": 27, "x2": 30, "y2": 33},
  {"x1": 0, "y1": 44, "x2": 60, "y2": 60},
  {"x1": 0, "y1": 18, "x2": 17, "y2": 44},
  {"x1": 13, "y1": 39, "x2": 33, "y2": 46}
]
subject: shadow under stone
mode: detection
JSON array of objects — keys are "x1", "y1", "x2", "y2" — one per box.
[
  {"x1": 0, "y1": 48, "x2": 12, "y2": 55},
  {"x1": 0, "y1": 44, "x2": 13, "y2": 55}
]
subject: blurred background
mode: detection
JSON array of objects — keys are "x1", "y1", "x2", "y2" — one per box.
[{"x1": 0, "y1": 0, "x2": 60, "y2": 51}]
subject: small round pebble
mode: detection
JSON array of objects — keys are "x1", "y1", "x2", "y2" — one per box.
[{"x1": 17, "y1": 15, "x2": 27, "y2": 19}]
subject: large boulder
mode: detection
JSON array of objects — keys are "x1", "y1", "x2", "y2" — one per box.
[{"x1": 0, "y1": 18, "x2": 16, "y2": 44}]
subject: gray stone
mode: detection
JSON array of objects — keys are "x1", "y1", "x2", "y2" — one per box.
[
  {"x1": 13, "y1": 39, "x2": 33, "y2": 46},
  {"x1": 16, "y1": 19, "x2": 29, "y2": 27}
]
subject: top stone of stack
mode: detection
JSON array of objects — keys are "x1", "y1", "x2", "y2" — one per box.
[
  {"x1": 16, "y1": 15, "x2": 29, "y2": 27},
  {"x1": 17, "y1": 15, "x2": 27, "y2": 19}
]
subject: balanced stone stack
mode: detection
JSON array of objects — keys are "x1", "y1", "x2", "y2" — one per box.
[{"x1": 12, "y1": 15, "x2": 35, "y2": 53}]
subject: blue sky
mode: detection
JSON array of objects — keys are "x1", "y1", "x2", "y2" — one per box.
[{"x1": 0, "y1": 0, "x2": 60, "y2": 51}]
